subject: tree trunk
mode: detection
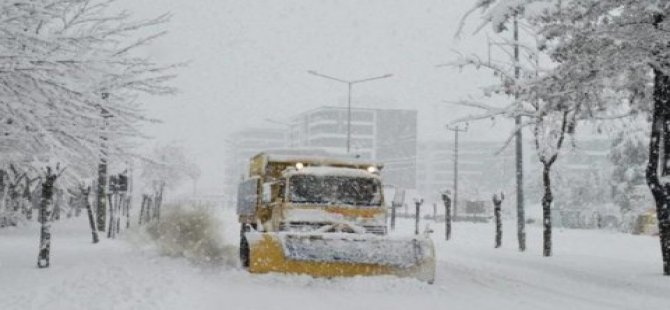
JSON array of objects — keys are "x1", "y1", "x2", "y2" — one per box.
[
  {"x1": 442, "y1": 193, "x2": 452, "y2": 241},
  {"x1": 115, "y1": 193, "x2": 122, "y2": 235},
  {"x1": 146, "y1": 196, "x2": 153, "y2": 221},
  {"x1": 0, "y1": 169, "x2": 5, "y2": 226},
  {"x1": 414, "y1": 200, "x2": 422, "y2": 235},
  {"x1": 493, "y1": 193, "x2": 503, "y2": 248},
  {"x1": 23, "y1": 179, "x2": 34, "y2": 221},
  {"x1": 645, "y1": 68, "x2": 670, "y2": 275},
  {"x1": 107, "y1": 192, "x2": 115, "y2": 238},
  {"x1": 0, "y1": 169, "x2": 6, "y2": 204},
  {"x1": 542, "y1": 162, "x2": 553, "y2": 257},
  {"x1": 82, "y1": 188, "x2": 99, "y2": 243},
  {"x1": 139, "y1": 195, "x2": 146, "y2": 225},
  {"x1": 96, "y1": 161, "x2": 107, "y2": 232},
  {"x1": 37, "y1": 168, "x2": 58, "y2": 268}
]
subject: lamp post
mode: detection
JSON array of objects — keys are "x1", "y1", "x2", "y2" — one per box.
[{"x1": 307, "y1": 70, "x2": 392, "y2": 153}]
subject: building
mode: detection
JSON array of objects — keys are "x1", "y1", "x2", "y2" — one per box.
[{"x1": 287, "y1": 106, "x2": 417, "y2": 189}]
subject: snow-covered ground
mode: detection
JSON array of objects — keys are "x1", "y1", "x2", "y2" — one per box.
[{"x1": 1, "y1": 207, "x2": 668, "y2": 310}]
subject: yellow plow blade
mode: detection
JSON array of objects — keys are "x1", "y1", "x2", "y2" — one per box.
[{"x1": 246, "y1": 232, "x2": 435, "y2": 283}]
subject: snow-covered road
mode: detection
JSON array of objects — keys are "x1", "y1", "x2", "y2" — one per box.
[{"x1": 1, "y1": 208, "x2": 668, "y2": 310}]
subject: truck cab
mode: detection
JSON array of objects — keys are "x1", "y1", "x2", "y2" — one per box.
[{"x1": 237, "y1": 153, "x2": 386, "y2": 232}]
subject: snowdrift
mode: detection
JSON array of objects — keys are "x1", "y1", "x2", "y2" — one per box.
[{"x1": 141, "y1": 203, "x2": 238, "y2": 267}]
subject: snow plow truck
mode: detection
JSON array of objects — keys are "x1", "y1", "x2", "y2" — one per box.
[{"x1": 236, "y1": 152, "x2": 436, "y2": 283}]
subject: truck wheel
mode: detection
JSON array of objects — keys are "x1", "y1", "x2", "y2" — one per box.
[{"x1": 239, "y1": 224, "x2": 250, "y2": 269}]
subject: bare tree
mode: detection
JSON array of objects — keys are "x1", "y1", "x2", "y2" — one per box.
[
  {"x1": 0, "y1": 0, "x2": 178, "y2": 267},
  {"x1": 454, "y1": 0, "x2": 670, "y2": 271}
]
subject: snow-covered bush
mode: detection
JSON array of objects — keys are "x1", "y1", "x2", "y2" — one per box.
[{"x1": 144, "y1": 204, "x2": 237, "y2": 267}]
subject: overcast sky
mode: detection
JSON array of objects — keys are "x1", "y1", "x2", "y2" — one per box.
[{"x1": 121, "y1": 0, "x2": 515, "y2": 193}]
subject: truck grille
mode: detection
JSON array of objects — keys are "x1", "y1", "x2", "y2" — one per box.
[{"x1": 279, "y1": 222, "x2": 387, "y2": 235}]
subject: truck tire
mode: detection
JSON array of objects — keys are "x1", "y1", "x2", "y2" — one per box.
[{"x1": 239, "y1": 224, "x2": 251, "y2": 269}]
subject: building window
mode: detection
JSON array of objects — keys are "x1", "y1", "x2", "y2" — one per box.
[
  {"x1": 310, "y1": 123, "x2": 342, "y2": 135},
  {"x1": 310, "y1": 110, "x2": 340, "y2": 122}
]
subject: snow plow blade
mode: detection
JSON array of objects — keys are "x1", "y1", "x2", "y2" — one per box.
[{"x1": 246, "y1": 232, "x2": 436, "y2": 283}]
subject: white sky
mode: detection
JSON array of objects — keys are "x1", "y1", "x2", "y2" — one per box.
[{"x1": 121, "y1": 0, "x2": 518, "y2": 193}]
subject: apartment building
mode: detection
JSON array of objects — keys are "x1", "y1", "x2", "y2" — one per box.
[{"x1": 288, "y1": 106, "x2": 417, "y2": 189}]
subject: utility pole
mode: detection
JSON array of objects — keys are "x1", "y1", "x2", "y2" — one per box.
[
  {"x1": 446, "y1": 124, "x2": 468, "y2": 220},
  {"x1": 513, "y1": 13, "x2": 527, "y2": 252},
  {"x1": 307, "y1": 70, "x2": 393, "y2": 153}
]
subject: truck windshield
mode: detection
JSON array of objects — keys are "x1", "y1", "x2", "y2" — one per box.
[{"x1": 289, "y1": 175, "x2": 382, "y2": 206}]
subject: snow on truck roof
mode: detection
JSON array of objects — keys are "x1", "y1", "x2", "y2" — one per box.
[
  {"x1": 285, "y1": 166, "x2": 381, "y2": 179},
  {"x1": 257, "y1": 148, "x2": 331, "y2": 157},
  {"x1": 258, "y1": 152, "x2": 383, "y2": 168}
]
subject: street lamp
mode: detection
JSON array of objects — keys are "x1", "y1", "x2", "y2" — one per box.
[{"x1": 307, "y1": 70, "x2": 393, "y2": 154}]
